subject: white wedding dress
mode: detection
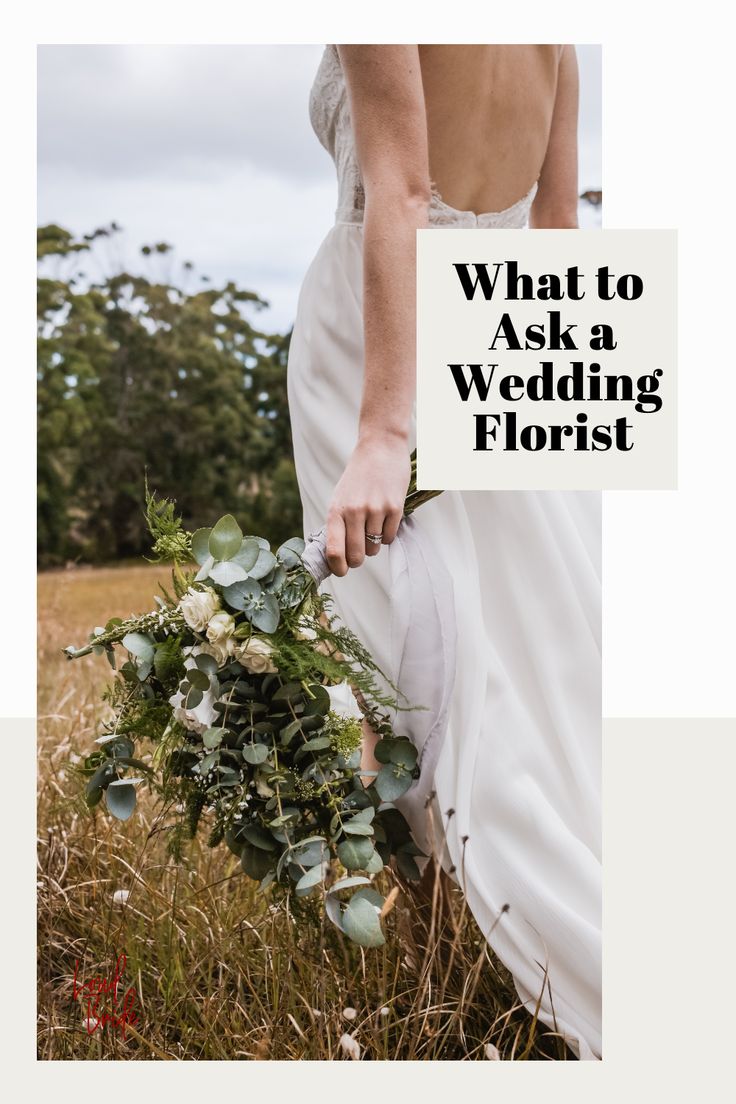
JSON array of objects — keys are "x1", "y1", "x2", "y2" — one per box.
[{"x1": 287, "y1": 45, "x2": 602, "y2": 1061}]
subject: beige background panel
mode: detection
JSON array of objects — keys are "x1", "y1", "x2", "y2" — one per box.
[{"x1": 21, "y1": 716, "x2": 736, "y2": 1092}]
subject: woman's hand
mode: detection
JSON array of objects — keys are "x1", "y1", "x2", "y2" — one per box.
[
  {"x1": 326, "y1": 430, "x2": 411, "y2": 576},
  {"x1": 324, "y1": 46, "x2": 427, "y2": 578}
]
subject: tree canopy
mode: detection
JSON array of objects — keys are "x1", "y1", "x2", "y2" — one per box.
[{"x1": 37, "y1": 224, "x2": 302, "y2": 565}]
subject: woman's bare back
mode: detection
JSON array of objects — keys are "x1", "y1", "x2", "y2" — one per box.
[{"x1": 418, "y1": 44, "x2": 562, "y2": 214}]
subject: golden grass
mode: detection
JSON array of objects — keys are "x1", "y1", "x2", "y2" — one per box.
[{"x1": 37, "y1": 565, "x2": 572, "y2": 1060}]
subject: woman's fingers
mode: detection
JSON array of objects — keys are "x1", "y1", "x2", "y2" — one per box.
[
  {"x1": 345, "y1": 508, "x2": 367, "y2": 569},
  {"x1": 382, "y1": 507, "x2": 403, "y2": 545},
  {"x1": 326, "y1": 510, "x2": 348, "y2": 576},
  {"x1": 327, "y1": 503, "x2": 402, "y2": 576},
  {"x1": 364, "y1": 509, "x2": 385, "y2": 557}
]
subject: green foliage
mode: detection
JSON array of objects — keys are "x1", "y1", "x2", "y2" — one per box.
[
  {"x1": 144, "y1": 478, "x2": 192, "y2": 565},
  {"x1": 37, "y1": 223, "x2": 301, "y2": 565},
  {"x1": 66, "y1": 502, "x2": 424, "y2": 947}
]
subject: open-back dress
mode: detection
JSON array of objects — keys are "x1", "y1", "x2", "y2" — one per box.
[{"x1": 287, "y1": 45, "x2": 602, "y2": 1060}]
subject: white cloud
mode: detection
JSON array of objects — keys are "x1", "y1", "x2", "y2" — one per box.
[
  {"x1": 37, "y1": 44, "x2": 328, "y2": 182},
  {"x1": 38, "y1": 44, "x2": 601, "y2": 331}
]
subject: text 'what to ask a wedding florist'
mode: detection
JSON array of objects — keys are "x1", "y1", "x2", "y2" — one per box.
[{"x1": 416, "y1": 229, "x2": 677, "y2": 490}]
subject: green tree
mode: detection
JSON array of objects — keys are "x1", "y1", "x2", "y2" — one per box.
[{"x1": 37, "y1": 224, "x2": 302, "y2": 565}]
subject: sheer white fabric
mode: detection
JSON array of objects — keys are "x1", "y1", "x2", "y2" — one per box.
[{"x1": 289, "y1": 45, "x2": 602, "y2": 1060}]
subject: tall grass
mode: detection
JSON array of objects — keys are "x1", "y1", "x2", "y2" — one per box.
[{"x1": 37, "y1": 565, "x2": 572, "y2": 1060}]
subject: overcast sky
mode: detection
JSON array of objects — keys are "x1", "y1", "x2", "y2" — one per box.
[{"x1": 37, "y1": 45, "x2": 601, "y2": 332}]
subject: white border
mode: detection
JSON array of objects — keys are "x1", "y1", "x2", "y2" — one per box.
[{"x1": 11, "y1": 0, "x2": 736, "y2": 1091}]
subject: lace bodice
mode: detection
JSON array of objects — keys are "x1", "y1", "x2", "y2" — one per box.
[{"x1": 309, "y1": 44, "x2": 538, "y2": 229}]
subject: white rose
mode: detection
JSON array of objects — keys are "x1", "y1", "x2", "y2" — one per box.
[
  {"x1": 231, "y1": 636, "x2": 278, "y2": 675},
  {"x1": 184, "y1": 641, "x2": 223, "y2": 665},
  {"x1": 206, "y1": 611, "x2": 236, "y2": 650},
  {"x1": 326, "y1": 681, "x2": 363, "y2": 720},
  {"x1": 180, "y1": 587, "x2": 221, "y2": 632}
]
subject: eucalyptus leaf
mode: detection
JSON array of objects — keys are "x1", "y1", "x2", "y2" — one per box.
[
  {"x1": 301, "y1": 735, "x2": 332, "y2": 752},
  {"x1": 302, "y1": 684, "x2": 331, "y2": 716},
  {"x1": 107, "y1": 738, "x2": 136, "y2": 761},
  {"x1": 209, "y1": 560, "x2": 248, "y2": 586},
  {"x1": 342, "y1": 821, "x2": 374, "y2": 836},
  {"x1": 250, "y1": 594, "x2": 280, "y2": 633},
  {"x1": 298, "y1": 714, "x2": 324, "y2": 733},
  {"x1": 280, "y1": 719, "x2": 303, "y2": 742},
  {"x1": 122, "y1": 632, "x2": 154, "y2": 662},
  {"x1": 105, "y1": 782, "x2": 137, "y2": 821},
  {"x1": 240, "y1": 842, "x2": 274, "y2": 881},
  {"x1": 202, "y1": 727, "x2": 223, "y2": 749},
  {"x1": 351, "y1": 806, "x2": 375, "y2": 824},
  {"x1": 373, "y1": 740, "x2": 393, "y2": 765},
  {"x1": 262, "y1": 564, "x2": 287, "y2": 593},
  {"x1": 95, "y1": 734, "x2": 134, "y2": 756},
  {"x1": 231, "y1": 538, "x2": 260, "y2": 572},
  {"x1": 194, "y1": 652, "x2": 219, "y2": 675},
  {"x1": 191, "y1": 527, "x2": 212, "y2": 566},
  {"x1": 353, "y1": 887, "x2": 385, "y2": 909},
  {"x1": 337, "y1": 836, "x2": 374, "y2": 871},
  {"x1": 276, "y1": 536, "x2": 306, "y2": 569},
  {"x1": 241, "y1": 824, "x2": 278, "y2": 852},
  {"x1": 325, "y1": 893, "x2": 345, "y2": 933},
  {"x1": 198, "y1": 751, "x2": 219, "y2": 773},
  {"x1": 249, "y1": 549, "x2": 278, "y2": 580},
  {"x1": 290, "y1": 839, "x2": 326, "y2": 868},
  {"x1": 271, "y1": 681, "x2": 304, "y2": 702},
  {"x1": 342, "y1": 894, "x2": 385, "y2": 948},
  {"x1": 185, "y1": 685, "x2": 204, "y2": 709},
  {"x1": 389, "y1": 739, "x2": 418, "y2": 770},
  {"x1": 195, "y1": 555, "x2": 215, "y2": 582},
  {"x1": 295, "y1": 863, "x2": 326, "y2": 894},
  {"x1": 187, "y1": 667, "x2": 211, "y2": 691},
  {"x1": 327, "y1": 876, "x2": 372, "y2": 894},
  {"x1": 222, "y1": 577, "x2": 262, "y2": 611},
  {"x1": 224, "y1": 828, "x2": 245, "y2": 856},
  {"x1": 85, "y1": 784, "x2": 103, "y2": 809},
  {"x1": 242, "y1": 743, "x2": 270, "y2": 765},
  {"x1": 375, "y1": 764, "x2": 412, "y2": 803},
  {"x1": 208, "y1": 514, "x2": 243, "y2": 561},
  {"x1": 269, "y1": 808, "x2": 300, "y2": 829},
  {"x1": 365, "y1": 849, "x2": 384, "y2": 874},
  {"x1": 85, "y1": 761, "x2": 116, "y2": 806},
  {"x1": 136, "y1": 659, "x2": 153, "y2": 682}
]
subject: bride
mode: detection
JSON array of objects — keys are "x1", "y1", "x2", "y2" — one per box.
[{"x1": 287, "y1": 44, "x2": 601, "y2": 1060}]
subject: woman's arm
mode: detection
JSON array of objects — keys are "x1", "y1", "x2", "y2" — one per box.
[
  {"x1": 325, "y1": 45, "x2": 431, "y2": 577},
  {"x1": 530, "y1": 44, "x2": 580, "y2": 229}
]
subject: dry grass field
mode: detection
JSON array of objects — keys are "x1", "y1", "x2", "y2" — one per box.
[{"x1": 37, "y1": 564, "x2": 571, "y2": 1060}]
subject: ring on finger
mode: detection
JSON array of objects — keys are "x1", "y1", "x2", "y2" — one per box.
[{"x1": 365, "y1": 531, "x2": 383, "y2": 546}]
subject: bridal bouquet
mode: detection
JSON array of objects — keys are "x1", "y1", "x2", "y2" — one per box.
[{"x1": 66, "y1": 477, "x2": 437, "y2": 947}]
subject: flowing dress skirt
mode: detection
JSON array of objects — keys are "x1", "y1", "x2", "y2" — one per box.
[{"x1": 287, "y1": 222, "x2": 602, "y2": 1060}]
